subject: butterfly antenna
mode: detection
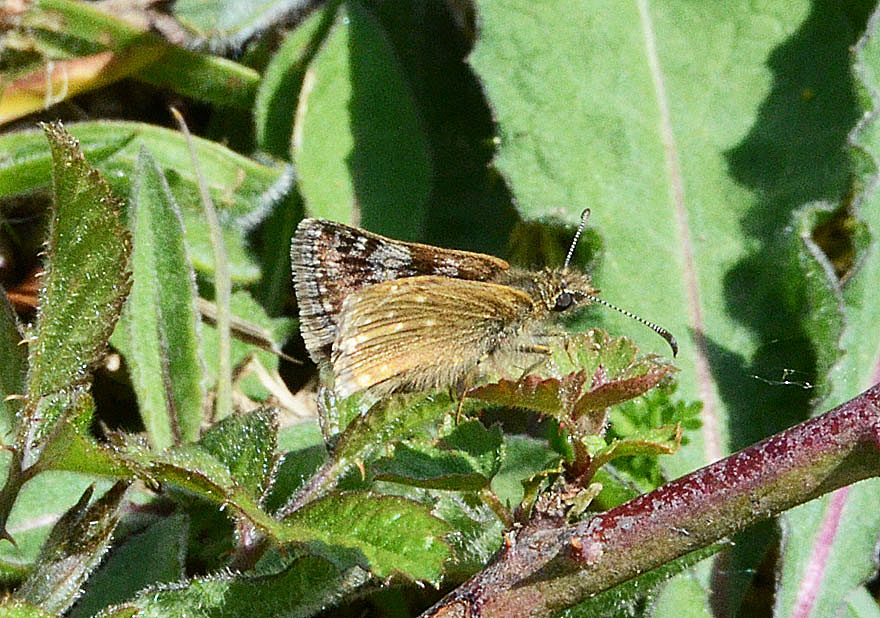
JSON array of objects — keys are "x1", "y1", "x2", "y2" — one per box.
[
  {"x1": 586, "y1": 295, "x2": 678, "y2": 356},
  {"x1": 563, "y1": 208, "x2": 591, "y2": 270}
]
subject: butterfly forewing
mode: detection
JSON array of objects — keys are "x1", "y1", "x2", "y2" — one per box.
[
  {"x1": 291, "y1": 219, "x2": 510, "y2": 364},
  {"x1": 331, "y1": 276, "x2": 536, "y2": 397}
]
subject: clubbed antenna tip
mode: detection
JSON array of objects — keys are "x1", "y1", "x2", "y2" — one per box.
[{"x1": 586, "y1": 295, "x2": 678, "y2": 357}]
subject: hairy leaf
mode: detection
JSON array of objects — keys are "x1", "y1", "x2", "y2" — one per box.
[
  {"x1": 284, "y1": 491, "x2": 451, "y2": 584},
  {"x1": 123, "y1": 148, "x2": 205, "y2": 449}
]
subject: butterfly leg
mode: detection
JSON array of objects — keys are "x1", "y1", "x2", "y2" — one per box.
[
  {"x1": 516, "y1": 343, "x2": 552, "y2": 355},
  {"x1": 513, "y1": 343, "x2": 553, "y2": 379},
  {"x1": 451, "y1": 361, "x2": 494, "y2": 423}
]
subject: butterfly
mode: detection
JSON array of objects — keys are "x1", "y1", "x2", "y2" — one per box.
[{"x1": 291, "y1": 214, "x2": 676, "y2": 399}]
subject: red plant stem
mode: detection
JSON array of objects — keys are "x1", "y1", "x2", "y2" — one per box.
[{"x1": 423, "y1": 383, "x2": 880, "y2": 618}]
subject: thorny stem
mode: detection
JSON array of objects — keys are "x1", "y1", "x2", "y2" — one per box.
[{"x1": 422, "y1": 383, "x2": 880, "y2": 618}]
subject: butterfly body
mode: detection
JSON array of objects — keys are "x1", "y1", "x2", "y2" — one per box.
[{"x1": 291, "y1": 218, "x2": 600, "y2": 398}]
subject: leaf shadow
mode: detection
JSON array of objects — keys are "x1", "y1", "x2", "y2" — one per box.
[
  {"x1": 346, "y1": 0, "x2": 518, "y2": 254},
  {"x1": 722, "y1": 0, "x2": 872, "y2": 450},
  {"x1": 715, "y1": 0, "x2": 874, "y2": 614}
]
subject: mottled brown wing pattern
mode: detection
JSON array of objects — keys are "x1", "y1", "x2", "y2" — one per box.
[
  {"x1": 331, "y1": 276, "x2": 537, "y2": 397},
  {"x1": 291, "y1": 219, "x2": 510, "y2": 363}
]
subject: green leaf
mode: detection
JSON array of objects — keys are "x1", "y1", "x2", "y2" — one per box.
[
  {"x1": 0, "y1": 598, "x2": 62, "y2": 618},
  {"x1": 589, "y1": 466, "x2": 640, "y2": 511},
  {"x1": 264, "y1": 422, "x2": 327, "y2": 514},
  {"x1": 647, "y1": 572, "x2": 715, "y2": 618},
  {"x1": 0, "y1": 121, "x2": 287, "y2": 283},
  {"x1": 173, "y1": 0, "x2": 318, "y2": 50},
  {"x1": 254, "y1": 5, "x2": 337, "y2": 157},
  {"x1": 14, "y1": 482, "x2": 128, "y2": 614},
  {"x1": 491, "y1": 434, "x2": 560, "y2": 509},
  {"x1": 25, "y1": 122, "x2": 132, "y2": 401},
  {"x1": 30, "y1": 395, "x2": 133, "y2": 478},
  {"x1": 13, "y1": 124, "x2": 130, "y2": 470},
  {"x1": 372, "y1": 420, "x2": 503, "y2": 491},
  {"x1": 126, "y1": 555, "x2": 367, "y2": 618},
  {"x1": 838, "y1": 587, "x2": 880, "y2": 618},
  {"x1": 278, "y1": 420, "x2": 325, "y2": 453},
  {"x1": 123, "y1": 148, "x2": 205, "y2": 449},
  {"x1": 284, "y1": 491, "x2": 451, "y2": 584},
  {"x1": 292, "y1": 0, "x2": 433, "y2": 240},
  {"x1": 582, "y1": 424, "x2": 681, "y2": 481},
  {"x1": 253, "y1": 191, "x2": 304, "y2": 316},
  {"x1": 93, "y1": 607, "x2": 137, "y2": 618},
  {"x1": 70, "y1": 513, "x2": 188, "y2": 618},
  {"x1": 198, "y1": 407, "x2": 280, "y2": 499},
  {"x1": 609, "y1": 383, "x2": 703, "y2": 439},
  {"x1": 0, "y1": 290, "x2": 26, "y2": 444},
  {"x1": 265, "y1": 444, "x2": 328, "y2": 515},
  {"x1": 774, "y1": 10, "x2": 880, "y2": 618},
  {"x1": 468, "y1": 331, "x2": 675, "y2": 423},
  {"x1": 0, "y1": 471, "x2": 115, "y2": 576},
  {"x1": 428, "y1": 491, "x2": 504, "y2": 582},
  {"x1": 115, "y1": 437, "x2": 279, "y2": 536},
  {"x1": 602, "y1": 383, "x2": 702, "y2": 493},
  {"x1": 371, "y1": 478, "x2": 506, "y2": 582},
  {"x1": 331, "y1": 391, "x2": 465, "y2": 479},
  {"x1": 10, "y1": 0, "x2": 259, "y2": 114},
  {"x1": 0, "y1": 129, "x2": 136, "y2": 198}
]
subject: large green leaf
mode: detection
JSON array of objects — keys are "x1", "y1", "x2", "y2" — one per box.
[
  {"x1": 291, "y1": 0, "x2": 433, "y2": 240},
  {"x1": 123, "y1": 149, "x2": 205, "y2": 449},
  {"x1": 773, "y1": 9, "x2": 880, "y2": 618},
  {"x1": 469, "y1": 0, "x2": 873, "y2": 612},
  {"x1": 469, "y1": 0, "x2": 862, "y2": 466}
]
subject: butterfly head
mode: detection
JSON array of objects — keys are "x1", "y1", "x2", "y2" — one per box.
[{"x1": 533, "y1": 268, "x2": 599, "y2": 314}]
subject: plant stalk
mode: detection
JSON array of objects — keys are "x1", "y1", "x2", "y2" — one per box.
[{"x1": 423, "y1": 382, "x2": 880, "y2": 618}]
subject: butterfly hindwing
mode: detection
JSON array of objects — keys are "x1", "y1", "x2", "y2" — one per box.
[{"x1": 331, "y1": 276, "x2": 536, "y2": 397}]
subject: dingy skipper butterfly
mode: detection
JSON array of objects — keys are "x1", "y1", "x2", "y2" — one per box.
[{"x1": 291, "y1": 212, "x2": 676, "y2": 399}]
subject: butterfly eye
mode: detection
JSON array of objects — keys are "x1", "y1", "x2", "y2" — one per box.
[{"x1": 553, "y1": 291, "x2": 574, "y2": 311}]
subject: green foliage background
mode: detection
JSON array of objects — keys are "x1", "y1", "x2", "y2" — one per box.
[{"x1": 1, "y1": 0, "x2": 880, "y2": 617}]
